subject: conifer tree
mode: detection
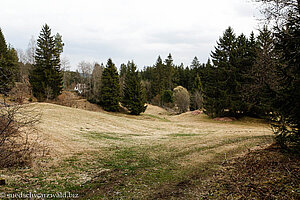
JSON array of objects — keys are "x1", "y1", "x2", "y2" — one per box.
[
  {"x1": 0, "y1": 28, "x2": 7, "y2": 56},
  {"x1": 190, "y1": 56, "x2": 206, "y2": 89},
  {"x1": 0, "y1": 28, "x2": 18, "y2": 95},
  {"x1": 191, "y1": 73, "x2": 204, "y2": 110},
  {"x1": 206, "y1": 27, "x2": 237, "y2": 117},
  {"x1": 271, "y1": 13, "x2": 300, "y2": 148},
  {"x1": 122, "y1": 61, "x2": 147, "y2": 115},
  {"x1": 164, "y1": 53, "x2": 175, "y2": 90},
  {"x1": 192, "y1": 73, "x2": 203, "y2": 94},
  {"x1": 191, "y1": 56, "x2": 200, "y2": 69},
  {"x1": 29, "y1": 24, "x2": 63, "y2": 101},
  {"x1": 203, "y1": 60, "x2": 225, "y2": 117},
  {"x1": 100, "y1": 58, "x2": 120, "y2": 112},
  {"x1": 152, "y1": 56, "x2": 165, "y2": 97},
  {"x1": 233, "y1": 33, "x2": 252, "y2": 113},
  {"x1": 247, "y1": 26, "x2": 276, "y2": 116}
]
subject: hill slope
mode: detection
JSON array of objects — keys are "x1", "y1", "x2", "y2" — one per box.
[{"x1": 1, "y1": 103, "x2": 274, "y2": 199}]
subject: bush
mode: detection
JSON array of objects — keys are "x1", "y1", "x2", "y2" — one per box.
[
  {"x1": 173, "y1": 86, "x2": 190, "y2": 114},
  {"x1": 190, "y1": 90, "x2": 203, "y2": 111},
  {"x1": 0, "y1": 101, "x2": 40, "y2": 168}
]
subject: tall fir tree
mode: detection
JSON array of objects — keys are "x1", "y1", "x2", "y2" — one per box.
[
  {"x1": 164, "y1": 53, "x2": 175, "y2": 90},
  {"x1": 191, "y1": 56, "x2": 200, "y2": 69},
  {"x1": 151, "y1": 56, "x2": 165, "y2": 97},
  {"x1": 29, "y1": 24, "x2": 63, "y2": 101},
  {"x1": 122, "y1": 61, "x2": 147, "y2": 115},
  {"x1": 233, "y1": 33, "x2": 252, "y2": 113},
  {"x1": 206, "y1": 27, "x2": 237, "y2": 117},
  {"x1": 247, "y1": 26, "x2": 277, "y2": 116},
  {"x1": 203, "y1": 60, "x2": 226, "y2": 117},
  {"x1": 271, "y1": 13, "x2": 300, "y2": 148},
  {"x1": 0, "y1": 28, "x2": 7, "y2": 56},
  {"x1": 100, "y1": 58, "x2": 120, "y2": 112},
  {"x1": 0, "y1": 28, "x2": 18, "y2": 95}
]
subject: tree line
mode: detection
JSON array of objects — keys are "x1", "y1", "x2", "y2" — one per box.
[{"x1": 0, "y1": 0, "x2": 299, "y2": 150}]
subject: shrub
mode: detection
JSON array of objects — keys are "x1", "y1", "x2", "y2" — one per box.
[
  {"x1": 173, "y1": 86, "x2": 190, "y2": 114},
  {"x1": 0, "y1": 101, "x2": 40, "y2": 168}
]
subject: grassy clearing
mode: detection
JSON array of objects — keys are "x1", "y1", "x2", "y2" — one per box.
[
  {"x1": 143, "y1": 113, "x2": 171, "y2": 122},
  {"x1": 83, "y1": 131, "x2": 125, "y2": 141},
  {"x1": 0, "y1": 103, "x2": 274, "y2": 199}
]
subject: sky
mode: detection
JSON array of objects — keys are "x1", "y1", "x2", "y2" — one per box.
[{"x1": 0, "y1": 0, "x2": 262, "y2": 70}]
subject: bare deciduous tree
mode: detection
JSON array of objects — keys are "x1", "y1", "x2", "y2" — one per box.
[
  {"x1": 77, "y1": 61, "x2": 93, "y2": 96},
  {"x1": 16, "y1": 48, "x2": 27, "y2": 64},
  {"x1": 255, "y1": 0, "x2": 300, "y2": 25},
  {"x1": 91, "y1": 63, "x2": 103, "y2": 101},
  {"x1": 61, "y1": 56, "x2": 71, "y2": 90},
  {"x1": 25, "y1": 36, "x2": 36, "y2": 65}
]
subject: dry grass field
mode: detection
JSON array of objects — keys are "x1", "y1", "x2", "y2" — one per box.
[{"x1": 0, "y1": 103, "x2": 275, "y2": 199}]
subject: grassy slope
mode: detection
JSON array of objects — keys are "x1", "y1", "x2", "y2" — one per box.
[{"x1": 0, "y1": 103, "x2": 274, "y2": 199}]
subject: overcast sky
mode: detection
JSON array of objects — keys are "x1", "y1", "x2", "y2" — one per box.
[{"x1": 1, "y1": 0, "x2": 262, "y2": 70}]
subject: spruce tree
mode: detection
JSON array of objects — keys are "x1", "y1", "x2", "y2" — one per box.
[
  {"x1": 151, "y1": 56, "x2": 165, "y2": 97},
  {"x1": 100, "y1": 58, "x2": 120, "y2": 112},
  {"x1": 122, "y1": 61, "x2": 147, "y2": 115},
  {"x1": 247, "y1": 26, "x2": 276, "y2": 116},
  {"x1": 164, "y1": 53, "x2": 175, "y2": 90},
  {"x1": 191, "y1": 56, "x2": 200, "y2": 69},
  {"x1": 233, "y1": 33, "x2": 252, "y2": 113},
  {"x1": 29, "y1": 24, "x2": 63, "y2": 101},
  {"x1": 203, "y1": 60, "x2": 225, "y2": 117},
  {"x1": 206, "y1": 27, "x2": 255, "y2": 117},
  {"x1": 206, "y1": 27, "x2": 237, "y2": 117},
  {"x1": 271, "y1": 13, "x2": 300, "y2": 149},
  {"x1": 0, "y1": 28, "x2": 7, "y2": 56},
  {"x1": 0, "y1": 28, "x2": 18, "y2": 95}
]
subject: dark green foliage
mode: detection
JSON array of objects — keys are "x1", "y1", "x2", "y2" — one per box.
[
  {"x1": 161, "y1": 90, "x2": 173, "y2": 104},
  {"x1": 0, "y1": 28, "x2": 19, "y2": 95},
  {"x1": 100, "y1": 58, "x2": 120, "y2": 112},
  {"x1": 205, "y1": 27, "x2": 237, "y2": 117},
  {"x1": 29, "y1": 24, "x2": 63, "y2": 101},
  {"x1": 0, "y1": 28, "x2": 7, "y2": 56},
  {"x1": 150, "y1": 54, "x2": 176, "y2": 100},
  {"x1": 191, "y1": 56, "x2": 200, "y2": 69},
  {"x1": 122, "y1": 61, "x2": 147, "y2": 115},
  {"x1": 120, "y1": 63, "x2": 127, "y2": 78},
  {"x1": 203, "y1": 60, "x2": 226, "y2": 117},
  {"x1": 271, "y1": 13, "x2": 300, "y2": 149},
  {"x1": 204, "y1": 27, "x2": 261, "y2": 117},
  {"x1": 245, "y1": 26, "x2": 277, "y2": 117},
  {"x1": 151, "y1": 56, "x2": 165, "y2": 96},
  {"x1": 190, "y1": 73, "x2": 204, "y2": 110},
  {"x1": 119, "y1": 63, "x2": 127, "y2": 99},
  {"x1": 164, "y1": 53, "x2": 175, "y2": 90}
]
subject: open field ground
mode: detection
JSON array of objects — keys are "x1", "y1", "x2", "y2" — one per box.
[{"x1": 0, "y1": 103, "x2": 284, "y2": 199}]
